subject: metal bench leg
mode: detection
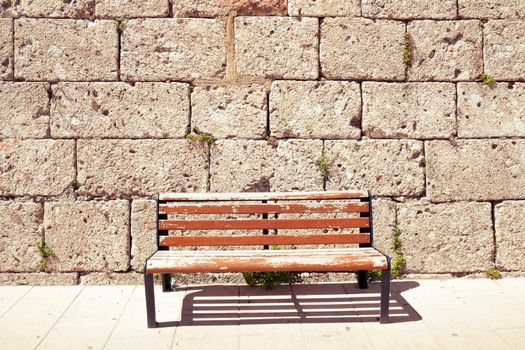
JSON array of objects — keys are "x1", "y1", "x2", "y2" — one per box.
[
  {"x1": 380, "y1": 269, "x2": 390, "y2": 324},
  {"x1": 144, "y1": 273, "x2": 157, "y2": 328},
  {"x1": 162, "y1": 274, "x2": 172, "y2": 292},
  {"x1": 357, "y1": 270, "x2": 368, "y2": 289}
]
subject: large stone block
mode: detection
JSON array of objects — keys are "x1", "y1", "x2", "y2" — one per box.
[
  {"x1": 270, "y1": 81, "x2": 361, "y2": 139},
  {"x1": 495, "y1": 201, "x2": 525, "y2": 270},
  {"x1": 191, "y1": 84, "x2": 267, "y2": 139},
  {"x1": 14, "y1": 19, "x2": 117, "y2": 81},
  {"x1": 210, "y1": 139, "x2": 323, "y2": 192},
  {"x1": 0, "y1": 19, "x2": 12, "y2": 80},
  {"x1": 235, "y1": 17, "x2": 318, "y2": 79},
  {"x1": 426, "y1": 140, "x2": 525, "y2": 201},
  {"x1": 459, "y1": 0, "x2": 525, "y2": 19},
  {"x1": 0, "y1": 139, "x2": 75, "y2": 196},
  {"x1": 0, "y1": 82, "x2": 49, "y2": 138},
  {"x1": 325, "y1": 140, "x2": 425, "y2": 196},
  {"x1": 407, "y1": 20, "x2": 482, "y2": 81},
  {"x1": 121, "y1": 18, "x2": 226, "y2": 81},
  {"x1": 362, "y1": 0, "x2": 456, "y2": 19},
  {"x1": 288, "y1": 0, "x2": 360, "y2": 16},
  {"x1": 172, "y1": 0, "x2": 287, "y2": 16},
  {"x1": 95, "y1": 0, "x2": 169, "y2": 18},
  {"x1": 130, "y1": 200, "x2": 156, "y2": 271},
  {"x1": 0, "y1": 273, "x2": 77, "y2": 285},
  {"x1": 362, "y1": 82, "x2": 456, "y2": 139},
  {"x1": 321, "y1": 18, "x2": 405, "y2": 80},
  {"x1": 51, "y1": 82, "x2": 189, "y2": 138},
  {"x1": 484, "y1": 20, "x2": 525, "y2": 80},
  {"x1": 0, "y1": 0, "x2": 94, "y2": 17},
  {"x1": 398, "y1": 201, "x2": 493, "y2": 273},
  {"x1": 457, "y1": 83, "x2": 525, "y2": 137},
  {"x1": 371, "y1": 198, "x2": 397, "y2": 258},
  {"x1": 77, "y1": 140, "x2": 208, "y2": 198},
  {"x1": 44, "y1": 201, "x2": 130, "y2": 272},
  {"x1": 0, "y1": 202, "x2": 43, "y2": 272}
]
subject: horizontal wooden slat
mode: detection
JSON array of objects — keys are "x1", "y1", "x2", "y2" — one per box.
[
  {"x1": 159, "y1": 233, "x2": 370, "y2": 246},
  {"x1": 159, "y1": 217, "x2": 370, "y2": 231},
  {"x1": 145, "y1": 248, "x2": 388, "y2": 273},
  {"x1": 159, "y1": 202, "x2": 369, "y2": 215},
  {"x1": 159, "y1": 190, "x2": 369, "y2": 201}
]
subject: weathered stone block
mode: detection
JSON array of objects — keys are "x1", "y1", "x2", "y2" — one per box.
[
  {"x1": 0, "y1": 202, "x2": 43, "y2": 272},
  {"x1": 77, "y1": 140, "x2": 208, "y2": 198},
  {"x1": 484, "y1": 20, "x2": 525, "y2": 80},
  {"x1": 79, "y1": 272, "x2": 142, "y2": 285},
  {"x1": 0, "y1": 139, "x2": 75, "y2": 196},
  {"x1": 288, "y1": 0, "x2": 360, "y2": 16},
  {"x1": 321, "y1": 18, "x2": 405, "y2": 80},
  {"x1": 426, "y1": 140, "x2": 525, "y2": 201},
  {"x1": 210, "y1": 139, "x2": 323, "y2": 192},
  {"x1": 51, "y1": 82, "x2": 189, "y2": 138},
  {"x1": 14, "y1": 19, "x2": 117, "y2": 81},
  {"x1": 458, "y1": 83, "x2": 525, "y2": 137},
  {"x1": 44, "y1": 201, "x2": 130, "y2": 272},
  {"x1": 495, "y1": 201, "x2": 525, "y2": 270},
  {"x1": 459, "y1": 0, "x2": 525, "y2": 19},
  {"x1": 407, "y1": 20, "x2": 483, "y2": 81},
  {"x1": 130, "y1": 200, "x2": 156, "y2": 271},
  {"x1": 325, "y1": 140, "x2": 425, "y2": 196},
  {"x1": 0, "y1": 19, "x2": 13, "y2": 80},
  {"x1": 0, "y1": 82, "x2": 49, "y2": 138},
  {"x1": 235, "y1": 17, "x2": 318, "y2": 79},
  {"x1": 0, "y1": 0, "x2": 94, "y2": 18},
  {"x1": 192, "y1": 84, "x2": 267, "y2": 139},
  {"x1": 398, "y1": 201, "x2": 493, "y2": 273},
  {"x1": 362, "y1": 82, "x2": 456, "y2": 139},
  {"x1": 172, "y1": 0, "x2": 287, "y2": 16},
  {"x1": 270, "y1": 81, "x2": 361, "y2": 139},
  {"x1": 0, "y1": 273, "x2": 77, "y2": 285},
  {"x1": 362, "y1": 0, "x2": 456, "y2": 19},
  {"x1": 95, "y1": 0, "x2": 169, "y2": 18},
  {"x1": 121, "y1": 18, "x2": 226, "y2": 81}
]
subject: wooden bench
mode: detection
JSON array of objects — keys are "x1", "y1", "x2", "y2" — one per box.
[{"x1": 143, "y1": 190, "x2": 391, "y2": 327}]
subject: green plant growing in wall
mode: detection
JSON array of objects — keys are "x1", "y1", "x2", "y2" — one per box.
[
  {"x1": 479, "y1": 73, "x2": 496, "y2": 86},
  {"x1": 36, "y1": 239, "x2": 53, "y2": 271},
  {"x1": 186, "y1": 132, "x2": 215, "y2": 147},
  {"x1": 316, "y1": 152, "x2": 329, "y2": 179},
  {"x1": 404, "y1": 33, "x2": 412, "y2": 70},
  {"x1": 242, "y1": 245, "x2": 296, "y2": 289},
  {"x1": 391, "y1": 224, "x2": 405, "y2": 278},
  {"x1": 486, "y1": 266, "x2": 501, "y2": 280}
]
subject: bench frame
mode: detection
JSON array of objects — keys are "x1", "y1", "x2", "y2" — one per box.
[{"x1": 144, "y1": 191, "x2": 391, "y2": 327}]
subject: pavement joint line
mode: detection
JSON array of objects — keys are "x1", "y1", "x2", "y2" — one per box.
[
  {"x1": 102, "y1": 285, "x2": 137, "y2": 350},
  {"x1": 0, "y1": 286, "x2": 33, "y2": 319},
  {"x1": 32, "y1": 285, "x2": 85, "y2": 350}
]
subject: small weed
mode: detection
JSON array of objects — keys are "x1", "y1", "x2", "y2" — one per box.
[
  {"x1": 36, "y1": 239, "x2": 53, "y2": 258},
  {"x1": 36, "y1": 239, "x2": 53, "y2": 272},
  {"x1": 186, "y1": 132, "x2": 215, "y2": 147},
  {"x1": 115, "y1": 19, "x2": 124, "y2": 34},
  {"x1": 404, "y1": 33, "x2": 412, "y2": 70},
  {"x1": 391, "y1": 225, "x2": 405, "y2": 278},
  {"x1": 368, "y1": 270, "x2": 383, "y2": 281},
  {"x1": 486, "y1": 266, "x2": 501, "y2": 280},
  {"x1": 316, "y1": 152, "x2": 329, "y2": 179},
  {"x1": 242, "y1": 245, "x2": 296, "y2": 289},
  {"x1": 479, "y1": 73, "x2": 496, "y2": 86}
]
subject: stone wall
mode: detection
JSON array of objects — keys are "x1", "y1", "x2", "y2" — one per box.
[{"x1": 1, "y1": 0, "x2": 525, "y2": 285}]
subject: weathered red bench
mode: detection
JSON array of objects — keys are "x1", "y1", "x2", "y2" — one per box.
[{"x1": 144, "y1": 190, "x2": 391, "y2": 327}]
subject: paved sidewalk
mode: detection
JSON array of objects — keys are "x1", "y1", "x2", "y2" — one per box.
[{"x1": 0, "y1": 278, "x2": 524, "y2": 350}]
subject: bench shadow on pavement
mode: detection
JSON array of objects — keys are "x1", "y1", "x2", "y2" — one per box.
[{"x1": 156, "y1": 281, "x2": 422, "y2": 327}]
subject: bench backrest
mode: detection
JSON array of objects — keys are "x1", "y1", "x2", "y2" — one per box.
[{"x1": 156, "y1": 191, "x2": 373, "y2": 249}]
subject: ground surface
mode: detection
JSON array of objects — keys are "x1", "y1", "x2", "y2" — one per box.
[{"x1": 0, "y1": 278, "x2": 524, "y2": 350}]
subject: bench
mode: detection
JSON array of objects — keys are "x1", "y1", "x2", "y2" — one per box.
[{"x1": 143, "y1": 190, "x2": 391, "y2": 327}]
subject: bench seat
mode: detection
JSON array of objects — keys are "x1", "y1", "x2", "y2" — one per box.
[{"x1": 146, "y1": 248, "x2": 389, "y2": 274}]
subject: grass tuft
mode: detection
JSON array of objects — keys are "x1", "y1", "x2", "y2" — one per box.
[{"x1": 479, "y1": 73, "x2": 496, "y2": 86}]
